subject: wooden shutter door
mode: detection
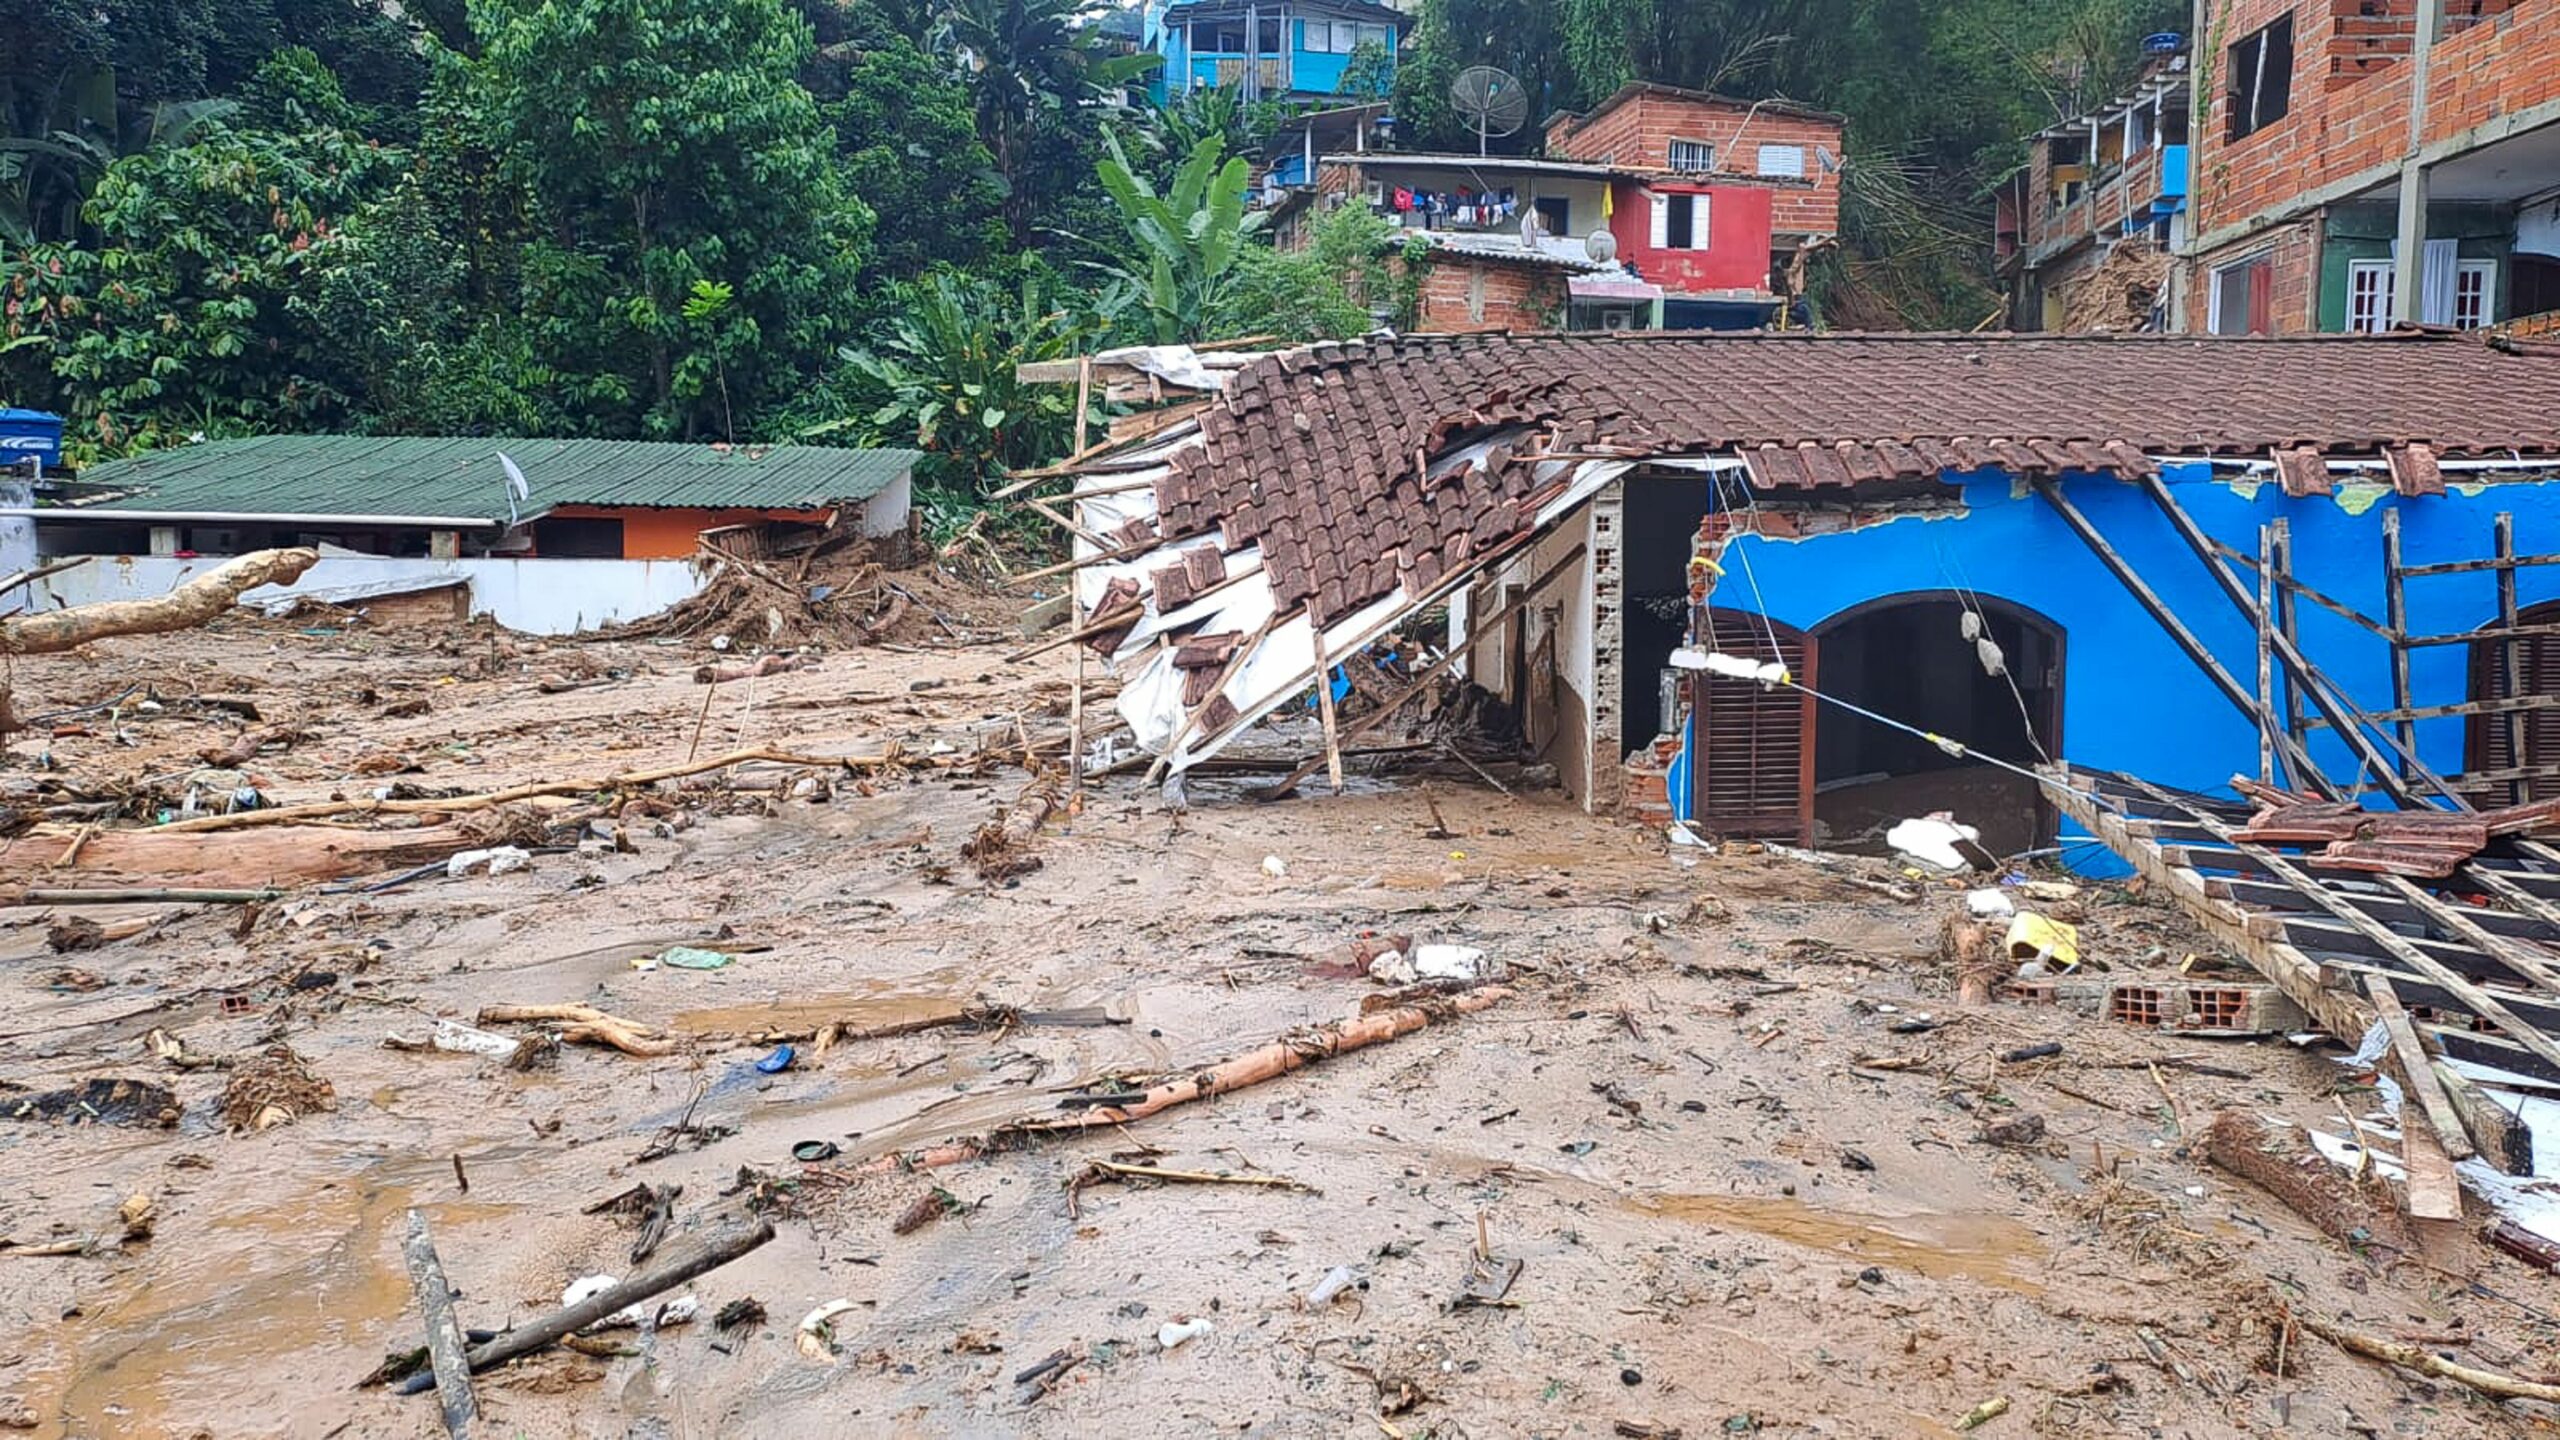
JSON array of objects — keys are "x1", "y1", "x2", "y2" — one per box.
[
  {"x1": 2470, "y1": 612, "x2": 2560, "y2": 802},
  {"x1": 1690, "y1": 610, "x2": 1815, "y2": 841}
]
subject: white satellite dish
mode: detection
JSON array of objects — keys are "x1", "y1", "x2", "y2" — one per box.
[
  {"x1": 495, "y1": 452, "x2": 531, "y2": 528},
  {"x1": 1450, "y1": 65, "x2": 1529, "y2": 157}
]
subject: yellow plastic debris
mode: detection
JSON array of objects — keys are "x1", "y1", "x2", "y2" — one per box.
[{"x1": 2005, "y1": 912, "x2": 2080, "y2": 971}]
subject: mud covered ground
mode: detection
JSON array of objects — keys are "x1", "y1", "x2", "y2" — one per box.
[{"x1": 0, "y1": 596, "x2": 2555, "y2": 1438}]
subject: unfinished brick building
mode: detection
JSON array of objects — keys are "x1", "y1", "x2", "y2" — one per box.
[{"x1": 2178, "y1": 0, "x2": 2560, "y2": 335}]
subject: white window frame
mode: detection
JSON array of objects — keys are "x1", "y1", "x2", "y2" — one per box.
[
  {"x1": 1756, "y1": 144, "x2": 1807, "y2": 179},
  {"x1": 2455, "y1": 258, "x2": 2497, "y2": 330},
  {"x1": 2206, "y1": 250, "x2": 2272, "y2": 335},
  {"x1": 1648, "y1": 191, "x2": 1709, "y2": 251},
  {"x1": 1667, "y1": 138, "x2": 1714, "y2": 174},
  {"x1": 2347, "y1": 259, "x2": 2395, "y2": 334}
]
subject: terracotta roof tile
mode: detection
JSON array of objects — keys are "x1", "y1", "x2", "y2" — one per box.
[{"x1": 1139, "y1": 331, "x2": 2560, "y2": 620}]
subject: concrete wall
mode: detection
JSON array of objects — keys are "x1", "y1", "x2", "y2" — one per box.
[
  {"x1": 31, "y1": 553, "x2": 706, "y2": 635},
  {"x1": 1688, "y1": 461, "x2": 2560, "y2": 867}
]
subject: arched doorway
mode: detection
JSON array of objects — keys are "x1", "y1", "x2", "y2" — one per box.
[
  {"x1": 2465, "y1": 599, "x2": 2560, "y2": 803},
  {"x1": 1807, "y1": 593, "x2": 2065, "y2": 858},
  {"x1": 1688, "y1": 608, "x2": 1815, "y2": 839}
]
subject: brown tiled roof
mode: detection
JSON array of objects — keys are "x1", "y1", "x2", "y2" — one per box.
[{"x1": 1146, "y1": 330, "x2": 2560, "y2": 625}]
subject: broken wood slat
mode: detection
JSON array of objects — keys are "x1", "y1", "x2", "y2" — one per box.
[
  {"x1": 2211, "y1": 876, "x2": 2560, "y2": 945},
  {"x1": 2394, "y1": 1101, "x2": 2467, "y2": 1222},
  {"x1": 2141, "y1": 783, "x2": 2560, "y2": 1079},
  {"x1": 2402, "y1": 621, "x2": 2560, "y2": 649},
  {"x1": 2364, "y1": 975, "x2": 2478, "y2": 1165},
  {"x1": 2310, "y1": 959, "x2": 2560, "y2": 1040},
  {"x1": 2434, "y1": 1060, "x2": 2534, "y2": 1176},
  {"x1": 2399, "y1": 552, "x2": 2560, "y2": 579}
]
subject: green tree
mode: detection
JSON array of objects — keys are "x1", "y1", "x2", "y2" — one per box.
[
  {"x1": 1221, "y1": 202, "x2": 1420, "y2": 341},
  {"x1": 1094, "y1": 131, "x2": 1265, "y2": 344},
  {"x1": 467, "y1": 0, "x2": 874, "y2": 438},
  {"x1": 823, "y1": 30, "x2": 1009, "y2": 281},
  {"x1": 935, "y1": 0, "x2": 1160, "y2": 244}
]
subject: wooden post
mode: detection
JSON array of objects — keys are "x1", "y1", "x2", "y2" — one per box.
[
  {"x1": 403, "y1": 1209, "x2": 479, "y2": 1439},
  {"x1": 1311, "y1": 623, "x2": 1346, "y2": 793},
  {"x1": 2382, "y1": 508, "x2": 2415, "y2": 781},
  {"x1": 2273, "y1": 517, "x2": 2307, "y2": 761},
  {"x1": 1069, "y1": 641, "x2": 1087, "y2": 799},
  {"x1": 1142, "y1": 614, "x2": 1282, "y2": 788},
  {"x1": 2257, "y1": 523, "x2": 2277, "y2": 787},
  {"x1": 2498, "y1": 512, "x2": 2528, "y2": 806},
  {"x1": 1072, "y1": 356, "x2": 1093, "y2": 457}
]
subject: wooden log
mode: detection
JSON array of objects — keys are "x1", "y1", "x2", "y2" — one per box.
[
  {"x1": 149, "y1": 745, "x2": 890, "y2": 835},
  {"x1": 0, "y1": 825, "x2": 469, "y2": 888},
  {"x1": 396, "y1": 1220, "x2": 774, "y2": 1393},
  {"x1": 402, "y1": 1209, "x2": 478, "y2": 1439},
  {"x1": 0, "y1": 548, "x2": 318, "y2": 655},
  {"x1": 2288, "y1": 1307, "x2": 2560, "y2": 1403},
  {"x1": 9, "y1": 886, "x2": 279, "y2": 906},
  {"x1": 2363, "y1": 975, "x2": 2477, "y2": 1167},
  {"x1": 477, "y1": 1004, "x2": 678, "y2": 1057},
  {"x1": 2198, "y1": 1109, "x2": 2410, "y2": 1251},
  {"x1": 2434, "y1": 1061, "x2": 2533, "y2": 1177}
]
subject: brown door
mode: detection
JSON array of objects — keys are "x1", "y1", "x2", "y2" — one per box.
[
  {"x1": 2468, "y1": 603, "x2": 2560, "y2": 802},
  {"x1": 1690, "y1": 609, "x2": 1816, "y2": 841}
]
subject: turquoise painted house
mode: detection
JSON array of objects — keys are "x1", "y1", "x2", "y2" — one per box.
[{"x1": 1144, "y1": 0, "x2": 1409, "y2": 103}]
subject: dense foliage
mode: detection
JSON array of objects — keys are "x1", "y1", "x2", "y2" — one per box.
[{"x1": 4, "y1": 0, "x2": 2184, "y2": 494}]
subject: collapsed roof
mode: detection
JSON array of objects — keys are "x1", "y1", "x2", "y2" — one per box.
[{"x1": 1043, "y1": 329, "x2": 2560, "y2": 781}]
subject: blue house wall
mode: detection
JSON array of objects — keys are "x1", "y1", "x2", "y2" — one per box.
[
  {"x1": 1149, "y1": 11, "x2": 1393, "y2": 101},
  {"x1": 1681, "y1": 463, "x2": 2560, "y2": 869}
]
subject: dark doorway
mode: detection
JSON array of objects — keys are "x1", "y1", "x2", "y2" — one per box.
[
  {"x1": 2516, "y1": 254, "x2": 2560, "y2": 323},
  {"x1": 2465, "y1": 599, "x2": 2560, "y2": 803},
  {"x1": 1808, "y1": 595, "x2": 2064, "y2": 858},
  {"x1": 1620, "y1": 475, "x2": 1718, "y2": 757}
]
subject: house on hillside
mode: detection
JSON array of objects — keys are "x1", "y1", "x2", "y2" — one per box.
[
  {"x1": 1274, "y1": 85, "x2": 1844, "y2": 331},
  {"x1": 1995, "y1": 40, "x2": 2191, "y2": 330},
  {"x1": 20, "y1": 435, "x2": 916, "y2": 632},
  {"x1": 1143, "y1": 0, "x2": 1408, "y2": 104},
  {"x1": 2176, "y1": 0, "x2": 2560, "y2": 335},
  {"x1": 1045, "y1": 330, "x2": 2560, "y2": 880}
]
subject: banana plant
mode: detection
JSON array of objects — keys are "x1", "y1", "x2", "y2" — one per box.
[{"x1": 1094, "y1": 130, "x2": 1266, "y2": 345}]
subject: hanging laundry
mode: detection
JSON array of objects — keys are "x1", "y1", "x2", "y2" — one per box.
[{"x1": 1392, "y1": 187, "x2": 1414, "y2": 212}]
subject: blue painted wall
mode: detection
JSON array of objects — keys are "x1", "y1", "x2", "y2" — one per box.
[
  {"x1": 1683, "y1": 463, "x2": 2560, "y2": 868},
  {"x1": 1149, "y1": 15, "x2": 1392, "y2": 100}
]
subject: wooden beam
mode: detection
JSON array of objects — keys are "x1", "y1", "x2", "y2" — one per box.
[
  {"x1": 2433, "y1": 1059, "x2": 2534, "y2": 1175},
  {"x1": 2142, "y1": 781, "x2": 2560, "y2": 1077},
  {"x1": 1262, "y1": 547, "x2": 1587, "y2": 797},
  {"x1": 2273, "y1": 518, "x2": 2308, "y2": 758},
  {"x1": 2033, "y1": 480, "x2": 2336, "y2": 796},
  {"x1": 2401, "y1": 552, "x2": 2560, "y2": 579},
  {"x1": 2365, "y1": 973, "x2": 2478, "y2": 1163},
  {"x1": 2383, "y1": 507, "x2": 2415, "y2": 777},
  {"x1": 2258, "y1": 523, "x2": 2277, "y2": 786},
  {"x1": 2372, "y1": 872, "x2": 2560, "y2": 996},
  {"x1": 2213, "y1": 877, "x2": 2560, "y2": 944},
  {"x1": 2499, "y1": 513, "x2": 2528, "y2": 807},
  {"x1": 2403, "y1": 621, "x2": 2560, "y2": 649},
  {"x1": 1311, "y1": 626, "x2": 1345, "y2": 793},
  {"x1": 2213, "y1": 534, "x2": 2397, "y2": 645}
]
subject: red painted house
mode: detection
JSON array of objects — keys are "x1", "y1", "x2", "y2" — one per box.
[{"x1": 1281, "y1": 84, "x2": 1844, "y2": 332}]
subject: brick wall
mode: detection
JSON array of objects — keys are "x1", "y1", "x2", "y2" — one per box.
[
  {"x1": 2193, "y1": 0, "x2": 2560, "y2": 243},
  {"x1": 1412, "y1": 260, "x2": 1565, "y2": 332},
  {"x1": 2182, "y1": 216, "x2": 2324, "y2": 331},
  {"x1": 1547, "y1": 89, "x2": 1843, "y2": 236}
]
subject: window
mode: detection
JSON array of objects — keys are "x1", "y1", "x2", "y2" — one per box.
[
  {"x1": 2209, "y1": 254, "x2": 2274, "y2": 334},
  {"x1": 1532, "y1": 195, "x2": 1570, "y2": 237},
  {"x1": 1756, "y1": 144, "x2": 1807, "y2": 178},
  {"x1": 2348, "y1": 259, "x2": 2395, "y2": 334},
  {"x1": 1649, "y1": 191, "x2": 1709, "y2": 250},
  {"x1": 1255, "y1": 16, "x2": 1281, "y2": 53},
  {"x1": 2455, "y1": 259, "x2": 2497, "y2": 330},
  {"x1": 2226, "y1": 16, "x2": 2294, "y2": 141},
  {"x1": 1208, "y1": 22, "x2": 1245, "y2": 52},
  {"x1": 1668, "y1": 138, "x2": 1714, "y2": 173}
]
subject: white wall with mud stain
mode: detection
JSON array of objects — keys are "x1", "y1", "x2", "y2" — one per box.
[{"x1": 27, "y1": 553, "x2": 705, "y2": 634}]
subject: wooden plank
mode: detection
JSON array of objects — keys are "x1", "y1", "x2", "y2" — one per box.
[
  {"x1": 2383, "y1": 507, "x2": 2415, "y2": 778},
  {"x1": 2404, "y1": 621, "x2": 2560, "y2": 649},
  {"x1": 2312, "y1": 958, "x2": 2560, "y2": 1036},
  {"x1": 2426, "y1": 1024, "x2": 2560, "y2": 1087},
  {"x1": 2217, "y1": 878, "x2": 2560, "y2": 942},
  {"x1": 2258, "y1": 523, "x2": 2277, "y2": 786},
  {"x1": 2034, "y1": 483, "x2": 2333, "y2": 794},
  {"x1": 2365, "y1": 974, "x2": 2479, "y2": 1163},
  {"x1": 2279, "y1": 924, "x2": 2541, "y2": 985},
  {"x1": 2274, "y1": 519, "x2": 2308, "y2": 758},
  {"x1": 2400, "y1": 552, "x2": 2560, "y2": 578},
  {"x1": 2049, "y1": 773, "x2": 2372, "y2": 1041},
  {"x1": 2395, "y1": 1100, "x2": 2467, "y2": 1222},
  {"x1": 1311, "y1": 626, "x2": 1344, "y2": 794},
  {"x1": 2306, "y1": 691, "x2": 2560, "y2": 726},
  {"x1": 2147, "y1": 785, "x2": 2560, "y2": 1077},
  {"x1": 2499, "y1": 514, "x2": 2528, "y2": 807},
  {"x1": 2210, "y1": 535, "x2": 2396, "y2": 644},
  {"x1": 2373, "y1": 872, "x2": 2560, "y2": 997},
  {"x1": 2433, "y1": 1060, "x2": 2534, "y2": 1175}
]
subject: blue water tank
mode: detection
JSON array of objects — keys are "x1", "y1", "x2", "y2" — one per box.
[{"x1": 0, "y1": 409, "x2": 63, "y2": 469}]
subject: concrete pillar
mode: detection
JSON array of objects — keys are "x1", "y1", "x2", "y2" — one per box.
[
  {"x1": 430, "y1": 529, "x2": 461, "y2": 560},
  {"x1": 2391, "y1": 0, "x2": 2444, "y2": 324},
  {"x1": 148, "y1": 525, "x2": 179, "y2": 558}
]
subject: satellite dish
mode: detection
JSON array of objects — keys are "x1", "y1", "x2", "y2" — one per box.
[
  {"x1": 495, "y1": 452, "x2": 530, "y2": 528},
  {"x1": 1450, "y1": 66, "x2": 1529, "y2": 156}
]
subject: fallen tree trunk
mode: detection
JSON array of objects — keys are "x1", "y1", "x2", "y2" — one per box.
[
  {"x1": 151, "y1": 745, "x2": 899, "y2": 835},
  {"x1": 0, "y1": 824, "x2": 468, "y2": 888},
  {"x1": 2198, "y1": 1109, "x2": 2411, "y2": 1251},
  {"x1": 820, "y1": 987, "x2": 1513, "y2": 1179},
  {"x1": 478, "y1": 1003, "x2": 678, "y2": 1057},
  {"x1": 2, "y1": 549, "x2": 318, "y2": 655}
]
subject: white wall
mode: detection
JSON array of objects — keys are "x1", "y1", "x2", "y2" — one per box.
[{"x1": 28, "y1": 553, "x2": 705, "y2": 635}]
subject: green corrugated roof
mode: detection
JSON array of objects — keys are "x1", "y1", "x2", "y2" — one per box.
[{"x1": 63, "y1": 435, "x2": 919, "y2": 523}]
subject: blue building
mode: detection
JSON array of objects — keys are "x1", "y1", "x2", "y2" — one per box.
[{"x1": 1144, "y1": 0, "x2": 1409, "y2": 104}]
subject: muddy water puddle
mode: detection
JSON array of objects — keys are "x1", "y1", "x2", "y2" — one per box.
[
  {"x1": 39, "y1": 1162, "x2": 515, "y2": 1438},
  {"x1": 1633, "y1": 1192, "x2": 2047, "y2": 1293}
]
